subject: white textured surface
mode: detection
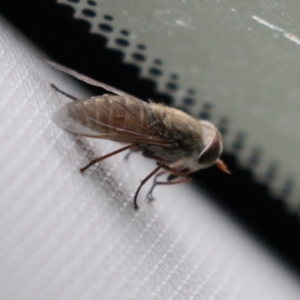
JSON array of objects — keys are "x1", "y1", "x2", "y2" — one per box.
[{"x1": 1, "y1": 16, "x2": 300, "y2": 300}]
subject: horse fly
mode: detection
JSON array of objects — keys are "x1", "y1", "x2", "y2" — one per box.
[{"x1": 47, "y1": 61, "x2": 230, "y2": 209}]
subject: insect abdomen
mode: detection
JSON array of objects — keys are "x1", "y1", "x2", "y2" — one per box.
[{"x1": 69, "y1": 94, "x2": 155, "y2": 137}]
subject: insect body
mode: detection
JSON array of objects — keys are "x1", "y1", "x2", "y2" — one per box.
[{"x1": 48, "y1": 61, "x2": 230, "y2": 209}]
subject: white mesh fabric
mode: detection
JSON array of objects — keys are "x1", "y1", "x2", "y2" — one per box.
[{"x1": 0, "y1": 16, "x2": 300, "y2": 300}]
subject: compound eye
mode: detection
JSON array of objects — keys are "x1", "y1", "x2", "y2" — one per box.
[{"x1": 198, "y1": 132, "x2": 222, "y2": 166}]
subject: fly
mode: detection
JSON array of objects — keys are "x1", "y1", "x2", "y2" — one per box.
[{"x1": 47, "y1": 61, "x2": 230, "y2": 209}]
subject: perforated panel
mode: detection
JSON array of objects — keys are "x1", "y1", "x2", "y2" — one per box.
[{"x1": 57, "y1": 0, "x2": 300, "y2": 212}]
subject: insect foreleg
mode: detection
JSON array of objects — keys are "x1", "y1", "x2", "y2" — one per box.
[
  {"x1": 153, "y1": 176, "x2": 191, "y2": 187},
  {"x1": 133, "y1": 164, "x2": 163, "y2": 210},
  {"x1": 50, "y1": 84, "x2": 79, "y2": 101},
  {"x1": 147, "y1": 167, "x2": 191, "y2": 202},
  {"x1": 146, "y1": 170, "x2": 168, "y2": 202},
  {"x1": 80, "y1": 144, "x2": 134, "y2": 173}
]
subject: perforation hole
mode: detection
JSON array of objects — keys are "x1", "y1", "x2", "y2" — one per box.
[
  {"x1": 82, "y1": 9, "x2": 96, "y2": 18},
  {"x1": 132, "y1": 53, "x2": 146, "y2": 61},
  {"x1": 182, "y1": 97, "x2": 195, "y2": 105},
  {"x1": 137, "y1": 44, "x2": 146, "y2": 50},
  {"x1": 203, "y1": 103, "x2": 212, "y2": 110},
  {"x1": 99, "y1": 23, "x2": 113, "y2": 32},
  {"x1": 120, "y1": 29, "x2": 130, "y2": 36},
  {"x1": 104, "y1": 15, "x2": 113, "y2": 21},
  {"x1": 282, "y1": 177, "x2": 294, "y2": 197},
  {"x1": 177, "y1": 106, "x2": 192, "y2": 115},
  {"x1": 218, "y1": 117, "x2": 229, "y2": 136},
  {"x1": 248, "y1": 147, "x2": 261, "y2": 166},
  {"x1": 166, "y1": 82, "x2": 178, "y2": 91},
  {"x1": 187, "y1": 88, "x2": 196, "y2": 95},
  {"x1": 170, "y1": 73, "x2": 179, "y2": 80},
  {"x1": 232, "y1": 132, "x2": 245, "y2": 151},
  {"x1": 265, "y1": 163, "x2": 278, "y2": 181},
  {"x1": 199, "y1": 103, "x2": 213, "y2": 120},
  {"x1": 149, "y1": 68, "x2": 162, "y2": 76},
  {"x1": 199, "y1": 111, "x2": 210, "y2": 120},
  {"x1": 87, "y1": 0, "x2": 96, "y2": 6},
  {"x1": 115, "y1": 38, "x2": 130, "y2": 47},
  {"x1": 154, "y1": 59, "x2": 163, "y2": 65}
]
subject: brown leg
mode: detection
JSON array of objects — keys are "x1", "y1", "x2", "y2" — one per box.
[
  {"x1": 80, "y1": 144, "x2": 134, "y2": 173},
  {"x1": 50, "y1": 83, "x2": 79, "y2": 101},
  {"x1": 154, "y1": 177, "x2": 191, "y2": 186},
  {"x1": 167, "y1": 173, "x2": 178, "y2": 181},
  {"x1": 141, "y1": 150, "x2": 191, "y2": 202},
  {"x1": 133, "y1": 164, "x2": 163, "y2": 210}
]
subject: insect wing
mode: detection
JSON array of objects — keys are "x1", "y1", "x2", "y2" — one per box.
[
  {"x1": 46, "y1": 61, "x2": 142, "y2": 102},
  {"x1": 53, "y1": 103, "x2": 103, "y2": 137},
  {"x1": 48, "y1": 61, "x2": 173, "y2": 146},
  {"x1": 53, "y1": 97, "x2": 172, "y2": 147}
]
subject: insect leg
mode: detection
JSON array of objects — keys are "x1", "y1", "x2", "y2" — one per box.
[
  {"x1": 124, "y1": 151, "x2": 132, "y2": 161},
  {"x1": 167, "y1": 173, "x2": 178, "y2": 181},
  {"x1": 147, "y1": 166, "x2": 190, "y2": 201},
  {"x1": 80, "y1": 144, "x2": 134, "y2": 173},
  {"x1": 50, "y1": 83, "x2": 79, "y2": 101},
  {"x1": 133, "y1": 164, "x2": 163, "y2": 210},
  {"x1": 154, "y1": 176, "x2": 191, "y2": 186},
  {"x1": 146, "y1": 170, "x2": 168, "y2": 202}
]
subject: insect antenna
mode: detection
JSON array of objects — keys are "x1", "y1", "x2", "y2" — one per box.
[{"x1": 216, "y1": 159, "x2": 231, "y2": 174}]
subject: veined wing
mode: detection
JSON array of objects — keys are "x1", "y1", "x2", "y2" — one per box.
[
  {"x1": 47, "y1": 61, "x2": 142, "y2": 102},
  {"x1": 53, "y1": 95, "x2": 173, "y2": 147}
]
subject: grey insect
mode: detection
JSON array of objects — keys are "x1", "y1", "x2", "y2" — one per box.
[{"x1": 48, "y1": 61, "x2": 230, "y2": 209}]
